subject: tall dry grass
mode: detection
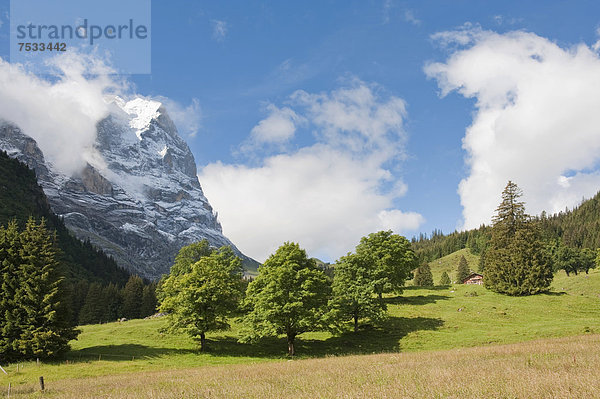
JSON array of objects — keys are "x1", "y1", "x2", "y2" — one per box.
[{"x1": 7, "y1": 334, "x2": 600, "y2": 398}]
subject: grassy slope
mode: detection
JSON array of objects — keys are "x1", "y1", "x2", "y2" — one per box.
[
  {"x1": 2, "y1": 263, "x2": 599, "y2": 390},
  {"x1": 426, "y1": 247, "x2": 480, "y2": 283}
]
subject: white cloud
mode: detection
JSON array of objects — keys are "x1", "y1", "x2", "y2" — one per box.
[
  {"x1": 199, "y1": 81, "x2": 423, "y2": 262},
  {"x1": 425, "y1": 28, "x2": 600, "y2": 229},
  {"x1": 404, "y1": 10, "x2": 421, "y2": 26},
  {"x1": 249, "y1": 104, "x2": 303, "y2": 144},
  {"x1": 211, "y1": 20, "x2": 228, "y2": 41},
  {"x1": 155, "y1": 96, "x2": 202, "y2": 138},
  {"x1": 0, "y1": 52, "x2": 122, "y2": 175}
]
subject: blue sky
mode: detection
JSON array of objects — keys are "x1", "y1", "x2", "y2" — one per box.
[{"x1": 2, "y1": 1, "x2": 600, "y2": 262}]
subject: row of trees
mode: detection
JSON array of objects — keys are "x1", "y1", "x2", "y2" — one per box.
[
  {"x1": 0, "y1": 219, "x2": 79, "y2": 361},
  {"x1": 158, "y1": 231, "x2": 417, "y2": 356},
  {"x1": 74, "y1": 276, "x2": 157, "y2": 325}
]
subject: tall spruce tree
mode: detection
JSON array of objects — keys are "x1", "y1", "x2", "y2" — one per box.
[
  {"x1": 0, "y1": 221, "x2": 22, "y2": 360},
  {"x1": 121, "y1": 275, "x2": 144, "y2": 319},
  {"x1": 456, "y1": 255, "x2": 471, "y2": 283},
  {"x1": 439, "y1": 271, "x2": 451, "y2": 286},
  {"x1": 10, "y1": 219, "x2": 78, "y2": 359},
  {"x1": 78, "y1": 283, "x2": 105, "y2": 325},
  {"x1": 413, "y1": 263, "x2": 434, "y2": 287},
  {"x1": 484, "y1": 182, "x2": 553, "y2": 295}
]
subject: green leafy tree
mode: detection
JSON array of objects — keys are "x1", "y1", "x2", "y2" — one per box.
[
  {"x1": 413, "y1": 263, "x2": 434, "y2": 287},
  {"x1": 456, "y1": 255, "x2": 471, "y2": 283},
  {"x1": 354, "y1": 231, "x2": 417, "y2": 298},
  {"x1": 9, "y1": 219, "x2": 78, "y2": 359},
  {"x1": 328, "y1": 253, "x2": 386, "y2": 333},
  {"x1": 242, "y1": 242, "x2": 331, "y2": 356},
  {"x1": 169, "y1": 240, "x2": 212, "y2": 276},
  {"x1": 121, "y1": 275, "x2": 144, "y2": 319},
  {"x1": 159, "y1": 246, "x2": 243, "y2": 351},
  {"x1": 483, "y1": 182, "x2": 553, "y2": 295},
  {"x1": 439, "y1": 271, "x2": 451, "y2": 286}
]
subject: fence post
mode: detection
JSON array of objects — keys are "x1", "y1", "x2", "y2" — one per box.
[{"x1": 39, "y1": 376, "x2": 45, "y2": 391}]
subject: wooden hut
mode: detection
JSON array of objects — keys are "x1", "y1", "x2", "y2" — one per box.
[{"x1": 462, "y1": 273, "x2": 483, "y2": 285}]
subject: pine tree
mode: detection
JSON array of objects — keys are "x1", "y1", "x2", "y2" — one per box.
[
  {"x1": 102, "y1": 283, "x2": 122, "y2": 322},
  {"x1": 439, "y1": 271, "x2": 451, "y2": 286},
  {"x1": 0, "y1": 221, "x2": 22, "y2": 360},
  {"x1": 140, "y1": 283, "x2": 157, "y2": 318},
  {"x1": 12, "y1": 218, "x2": 78, "y2": 359},
  {"x1": 413, "y1": 263, "x2": 434, "y2": 287},
  {"x1": 78, "y1": 283, "x2": 105, "y2": 325},
  {"x1": 456, "y1": 255, "x2": 471, "y2": 283},
  {"x1": 121, "y1": 275, "x2": 144, "y2": 319},
  {"x1": 484, "y1": 182, "x2": 553, "y2": 295}
]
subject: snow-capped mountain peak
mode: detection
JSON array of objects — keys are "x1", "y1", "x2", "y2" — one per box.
[{"x1": 0, "y1": 97, "x2": 254, "y2": 279}]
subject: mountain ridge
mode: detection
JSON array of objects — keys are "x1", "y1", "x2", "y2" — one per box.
[{"x1": 0, "y1": 97, "x2": 257, "y2": 279}]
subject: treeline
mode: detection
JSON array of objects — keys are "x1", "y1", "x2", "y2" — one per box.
[
  {"x1": 72, "y1": 276, "x2": 158, "y2": 325},
  {"x1": 158, "y1": 231, "x2": 417, "y2": 356},
  {"x1": 411, "y1": 226, "x2": 490, "y2": 262},
  {"x1": 412, "y1": 189, "x2": 600, "y2": 265}
]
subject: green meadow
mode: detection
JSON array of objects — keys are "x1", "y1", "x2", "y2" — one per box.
[{"x1": 2, "y1": 250, "x2": 599, "y2": 397}]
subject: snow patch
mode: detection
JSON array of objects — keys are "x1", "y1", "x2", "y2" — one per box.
[
  {"x1": 114, "y1": 97, "x2": 162, "y2": 140},
  {"x1": 159, "y1": 145, "x2": 168, "y2": 158}
]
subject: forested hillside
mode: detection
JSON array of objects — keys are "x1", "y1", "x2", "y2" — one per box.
[
  {"x1": 412, "y1": 190, "x2": 600, "y2": 263},
  {"x1": 0, "y1": 150, "x2": 130, "y2": 285}
]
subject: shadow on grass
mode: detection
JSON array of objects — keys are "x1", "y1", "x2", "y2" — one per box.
[
  {"x1": 297, "y1": 316, "x2": 444, "y2": 357},
  {"x1": 385, "y1": 293, "x2": 451, "y2": 306},
  {"x1": 65, "y1": 344, "x2": 199, "y2": 362},
  {"x1": 65, "y1": 316, "x2": 444, "y2": 361},
  {"x1": 543, "y1": 291, "x2": 567, "y2": 296},
  {"x1": 403, "y1": 285, "x2": 453, "y2": 292}
]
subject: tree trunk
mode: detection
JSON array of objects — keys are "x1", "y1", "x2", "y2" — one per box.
[
  {"x1": 200, "y1": 332, "x2": 206, "y2": 351},
  {"x1": 378, "y1": 292, "x2": 383, "y2": 300},
  {"x1": 353, "y1": 314, "x2": 359, "y2": 332},
  {"x1": 287, "y1": 334, "x2": 295, "y2": 356}
]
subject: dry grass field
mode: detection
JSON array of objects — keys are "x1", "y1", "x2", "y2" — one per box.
[{"x1": 6, "y1": 334, "x2": 600, "y2": 398}]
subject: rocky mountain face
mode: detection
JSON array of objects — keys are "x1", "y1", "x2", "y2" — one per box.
[{"x1": 0, "y1": 98, "x2": 254, "y2": 279}]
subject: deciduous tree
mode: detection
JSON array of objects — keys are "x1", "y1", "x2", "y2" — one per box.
[
  {"x1": 158, "y1": 245, "x2": 243, "y2": 351},
  {"x1": 241, "y1": 242, "x2": 330, "y2": 356},
  {"x1": 354, "y1": 231, "x2": 417, "y2": 298},
  {"x1": 328, "y1": 253, "x2": 386, "y2": 333}
]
